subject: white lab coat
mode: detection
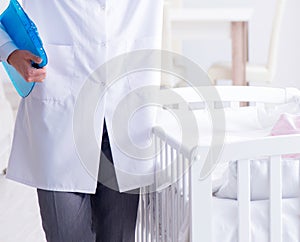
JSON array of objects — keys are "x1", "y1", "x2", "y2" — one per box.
[{"x1": 4, "y1": 0, "x2": 163, "y2": 193}]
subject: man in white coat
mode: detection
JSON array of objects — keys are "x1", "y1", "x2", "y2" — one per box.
[{"x1": 0, "y1": 0, "x2": 163, "y2": 241}]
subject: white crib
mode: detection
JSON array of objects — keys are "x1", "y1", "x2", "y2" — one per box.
[{"x1": 136, "y1": 86, "x2": 300, "y2": 242}]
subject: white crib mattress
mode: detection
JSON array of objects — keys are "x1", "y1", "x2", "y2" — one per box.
[{"x1": 212, "y1": 197, "x2": 300, "y2": 242}]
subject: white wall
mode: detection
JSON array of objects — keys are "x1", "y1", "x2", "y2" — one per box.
[
  {"x1": 181, "y1": 0, "x2": 300, "y2": 88},
  {"x1": 272, "y1": 0, "x2": 300, "y2": 88}
]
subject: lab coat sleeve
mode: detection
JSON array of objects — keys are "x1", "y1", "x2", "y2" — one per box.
[{"x1": 0, "y1": 23, "x2": 18, "y2": 62}]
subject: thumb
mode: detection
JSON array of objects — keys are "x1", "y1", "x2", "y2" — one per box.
[{"x1": 28, "y1": 53, "x2": 42, "y2": 64}]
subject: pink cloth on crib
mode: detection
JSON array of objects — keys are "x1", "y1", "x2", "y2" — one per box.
[{"x1": 270, "y1": 113, "x2": 300, "y2": 158}]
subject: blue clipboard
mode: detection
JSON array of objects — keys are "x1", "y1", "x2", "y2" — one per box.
[{"x1": 0, "y1": 0, "x2": 47, "y2": 98}]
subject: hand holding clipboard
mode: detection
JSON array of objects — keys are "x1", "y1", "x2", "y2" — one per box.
[{"x1": 0, "y1": 0, "x2": 47, "y2": 97}]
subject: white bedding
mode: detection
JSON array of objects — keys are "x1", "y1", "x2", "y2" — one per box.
[
  {"x1": 213, "y1": 158, "x2": 300, "y2": 200},
  {"x1": 212, "y1": 197, "x2": 300, "y2": 242}
]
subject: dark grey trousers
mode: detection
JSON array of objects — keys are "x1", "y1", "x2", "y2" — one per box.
[{"x1": 37, "y1": 122, "x2": 140, "y2": 242}]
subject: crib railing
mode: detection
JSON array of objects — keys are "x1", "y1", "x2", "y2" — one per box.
[
  {"x1": 136, "y1": 86, "x2": 300, "y2": 242},
  {"x1": 137, "y1": 130, "x2": 300, "y2": 242},
  {"x1": 137, "y1": 129, "x2": 193, "y2": 242}
]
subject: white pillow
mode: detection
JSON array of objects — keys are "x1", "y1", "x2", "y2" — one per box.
[{"x1": 213, "y1": 158, "x2": 299, "y2": 200}]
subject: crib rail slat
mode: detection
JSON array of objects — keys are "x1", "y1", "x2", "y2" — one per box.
[
  {"x1": 190, "y1": 155, "x2": 212, "y2": 242},
  {"x1": 136, "y1": 198, "x2": 141, "y2": 242},
  {"x1": 270, "y1": 155, "x2": 282, "y2": 242},
  {"x1": 165, "y1": 144, "x2": 170, "y2": 241},
  {"x1": 149, "y1": 191, "x2": 154, "y2": 242},
  {"x1": 141, "y1": 192, "x2": 145, "y2": 242},
  {"x1": 171, "y1": 148, "x2": 176, "y2": 242},
  {"x1": 176, "y1": 150, "x2": 181, "y2": 240},
  {"x1": 145, "y1": 192, "x2": 150, "y2": 242},
  {"x1": 154, "y1": 135, "x2": 160, "y2": 242},
  {"x1": 238, "y1": 159, "x2": 251, "y2": 242}
]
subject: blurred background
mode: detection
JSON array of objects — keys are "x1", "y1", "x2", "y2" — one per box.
[{"x1": 174, "y1": 0, "x2": 300, "y2": 88}]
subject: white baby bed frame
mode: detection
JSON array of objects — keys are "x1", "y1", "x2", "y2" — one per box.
[{"x1": 136, "y1": 86, "x2": 300, "y2": 242}]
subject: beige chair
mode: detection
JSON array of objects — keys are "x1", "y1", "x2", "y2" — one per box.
[{"x1": 208, "y1": 0, "x2": 287, "y2": 85}]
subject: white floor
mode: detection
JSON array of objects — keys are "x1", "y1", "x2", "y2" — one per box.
[
  {"x1": 0, "y1": 174, "x2": 46, "y2": 242},
  {"x1": 0, "y1": 80, "x2": 45, "y2": 242}
]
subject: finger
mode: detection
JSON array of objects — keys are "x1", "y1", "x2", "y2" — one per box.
[
  {"x1": 28, "y1": 74, "x2": 46, "y2": 82},
  {"x1": 34, "y1": 74, "x2": 47, "y2": 83},
  {"x1": 28, "y1": 67, "x2": 47, "y2": 77},
  {"x1": 23, "y1": 67, "x2": 46, "y2": 82},
  {"x1": 31, "y1": 68, "x2": 47, "y2": 78},
  {"x1": 26, "y1": 52, "x2": 42, "y2": 64},
  {"x1": 26, "y1": 72, "x2": 46, "y2": 83}
]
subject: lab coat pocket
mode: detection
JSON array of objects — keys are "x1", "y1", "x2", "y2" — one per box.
[{"x1": 31, "y1": 44, "x2": 75, "y2": 101}]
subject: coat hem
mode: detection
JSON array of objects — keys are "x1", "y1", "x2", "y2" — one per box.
[{"x1": 5, "y1": 174, "x2": 97, "y2": 194}]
